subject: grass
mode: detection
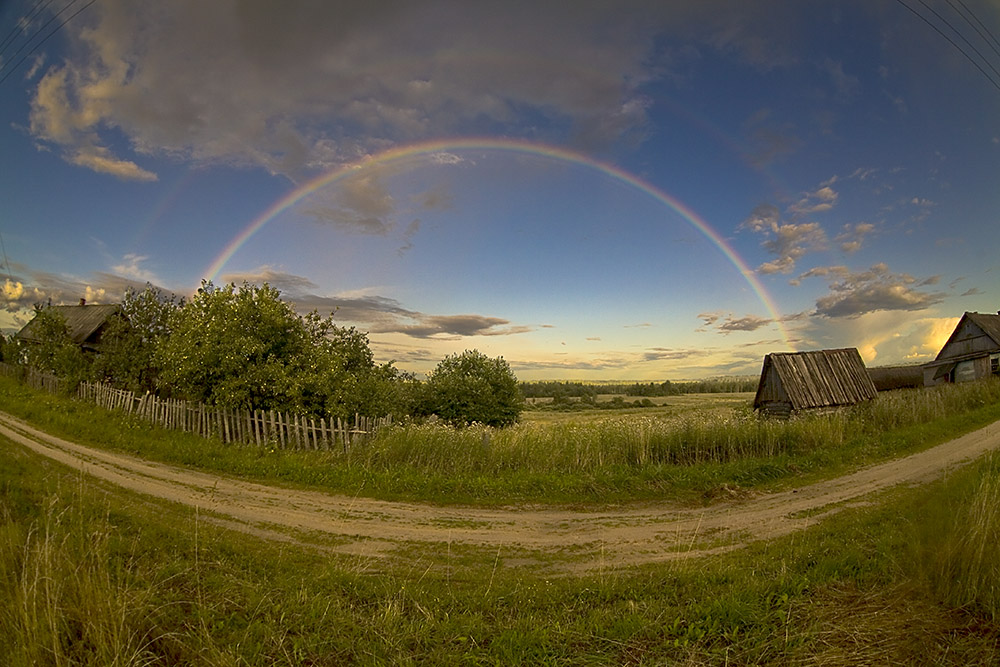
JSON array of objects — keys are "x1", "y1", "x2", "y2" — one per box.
[
  {"x1": 3, "y1": 426, "x2": 1000, "y2": 663},
  {"x1": 3, "y1": 375, "x2": 1000, "y2": 505}
]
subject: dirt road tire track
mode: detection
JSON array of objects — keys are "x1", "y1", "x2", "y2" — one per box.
[{"x1": 4, "y1": 409, "x2": 1000, "y2": 573}]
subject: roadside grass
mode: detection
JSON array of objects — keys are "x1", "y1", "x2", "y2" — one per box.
[
  {"x1": 4, "y1": 430, "x2": 1000, "y2": 664},
  {"x1": 3, "y1": 375, "x2": 1000, "y2": 505}
]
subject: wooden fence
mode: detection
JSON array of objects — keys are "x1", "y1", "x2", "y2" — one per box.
[
  {"x1": 0, "y1": 362, "x2": 62, "y2": 394},
  {"x1": 77, "y1": 382, "x2": 391, "y2": 450},
  {"x1": 0, "y1": 362, "x2": 390, "y2": 450}
]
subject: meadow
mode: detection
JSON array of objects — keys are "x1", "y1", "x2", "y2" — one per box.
[{"x1": 4, "y1": 377, "x2": 1000, "y2": 663}]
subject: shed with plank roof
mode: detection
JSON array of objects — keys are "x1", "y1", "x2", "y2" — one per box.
[
  {"x1": 753, "y1": 348, "x2": 877, "y2": 418},
  {"x1": 923, "y1": 311, "x2": 1000, "y2": 386}
]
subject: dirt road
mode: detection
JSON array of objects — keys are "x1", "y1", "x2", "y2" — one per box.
[{"x1": 3, "y1": 409, "x2": 999, "y2": 573}]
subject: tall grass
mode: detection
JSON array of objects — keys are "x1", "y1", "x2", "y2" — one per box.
[
  {"x1": 362, "y1": 380, "x2": 1000, "y2": 476},
  {"x1": 912, "y1": 453, "x2": 1000, "y2": 620},
  {"x1": 0, "y1": 500, "x2": 169, "y2": 666}
]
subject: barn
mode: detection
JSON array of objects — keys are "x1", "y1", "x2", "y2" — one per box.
[
  {"x1": 922, "y1": 311, "x2": 1000, "y2": 386},
  {"x1": 16, "y1": 301, "x2": 121, "y2": 353},
  {"x1": 867, "y1": 364, "x2": 925, "y2": 391},
  {"x1": 753, "y1": 348, "x2": 878, "y2": 418}
]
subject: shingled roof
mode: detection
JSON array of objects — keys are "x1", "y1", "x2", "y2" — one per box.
[
  {"x1": 754, "y1": 348, "x2": 877, "y2": 414},
  {"x1": 17, "y1": 304, "x2": 121, "y2": 350}
]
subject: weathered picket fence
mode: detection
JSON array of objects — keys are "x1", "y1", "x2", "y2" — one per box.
[
  {"x1": 0, "y1": 362, "x2": 62, "y2": 394},
  {"x1": 0, "y1": 362, "x2": 390, "y2": 450},
  {"x1": 75, "y1": 382, "x2": 391, "y2": 450}
]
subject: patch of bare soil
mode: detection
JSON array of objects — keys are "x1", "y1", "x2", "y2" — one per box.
[{"x1": 4, "y1": 410, "x2": 999, "y2": 574}]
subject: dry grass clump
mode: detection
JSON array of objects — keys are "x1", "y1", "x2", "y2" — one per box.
[
  {"x1": 785, "y1": 583, "x2": 1000, "y2": 666},
  {"x1": 911, "y1": 455, "x2": 1000, "y2": 623},
  {"x1": 0, "y1": 500, "x2": 170, "y2": 666}
]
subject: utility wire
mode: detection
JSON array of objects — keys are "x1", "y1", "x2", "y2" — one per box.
[
  {"x1": 0, "y1": 0, "x2": 96, "y2": 86},
  {"x1": 0, "y1": 0, "x2": 54, "y2": 58},
  {"x1": 0, "y1": 0, "x2": 79, "y2": 78},
  {"x1": 949, "y1": 0, "x2": 1000, "y2": 59},
  {"x1": 916, "y1": 0, "x2": 1000, "y2": 83},
  {"x1": 894, "y1": 0, "x2": 1000, "y2": 93}
]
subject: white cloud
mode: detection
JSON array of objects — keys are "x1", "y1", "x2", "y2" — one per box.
[{"x1": 110, "y1": 254, "x2": 159, "y2": 283}]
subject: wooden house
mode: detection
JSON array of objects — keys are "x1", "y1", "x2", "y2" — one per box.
[
  {"x1": 16, "y1": 302, "x2": 121, "y2": 353},
  {"x1": 753, "y1": 348, "x2": 877, "y2": 418},
  {"x1": 923, "y1": 312, "x2": 1000, "y2": 386}
]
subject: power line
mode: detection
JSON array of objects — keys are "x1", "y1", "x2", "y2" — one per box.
[
  {"x1": 916, "y1": 0, "x2": 1000, "y2": 83},
  {"x1": 0, "y1": 0, "x2": 79, "y2": 78},
  {"x1": 949, "y1": 0, "x2": 1000, "y2": 60},
  {"x1": 0, "y1": 0, "x2": 54, "y2": 58},
  {"x1": 894, "y1": 0, "x2": 1000, "y2": 93},
  {"x1": 0, "y1": 0, "x2": 96, "y2": 86}
]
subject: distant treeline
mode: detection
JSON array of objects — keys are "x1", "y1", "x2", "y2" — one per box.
[{"x1": 520, "y1": 377, "x2": 758, "y2": 399}]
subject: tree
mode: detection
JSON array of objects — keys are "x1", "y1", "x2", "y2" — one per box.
[
  {"x1": 422, "y1": 349, "x2": 523, "y2": 427},
  {"x1": 20, "y1": 306, "x2": 90, "y2": 388},
  {"x1": 153, "y1": 281, "x2": 396, "y2": 418},
  {"x1": 91, "y1": 284, "x2": 180, "y2": 393}
]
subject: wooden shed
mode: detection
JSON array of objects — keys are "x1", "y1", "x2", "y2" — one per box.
[
  {"x1": 753, "y1": 348, "x2": 877, "y2": 418},
  {"x1": 16, "y1": 303, "x2": 121, "y2": 353},
  {"x1": 923, "y1": 311, "x2": 1000, "y2": 387}
]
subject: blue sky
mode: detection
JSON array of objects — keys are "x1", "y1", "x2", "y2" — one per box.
[{"x1": 1, "y1": 0, "x2": 998, "y2": 380}]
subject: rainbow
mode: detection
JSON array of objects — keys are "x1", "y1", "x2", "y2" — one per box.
[{"x1": 204, "y1": 137, "x2": 791, "y2": 346}]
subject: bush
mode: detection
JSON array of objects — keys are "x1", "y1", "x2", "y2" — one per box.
[{"x1": 421, "y1": 349, "x2": 524, "y2": 427}]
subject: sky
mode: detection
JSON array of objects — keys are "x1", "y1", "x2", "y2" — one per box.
[{"x1": 0, "y1": 0, "x2": 998, "y2": 381}]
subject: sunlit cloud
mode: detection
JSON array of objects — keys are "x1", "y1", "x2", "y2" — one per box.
[
  {"x1": 834, "y1": 222, "x2": 876, "y2": 253},
  {"x1": 788, "y1": 185, "x2": 838, "y2": 215},
  {"x1": 797, "y1": 312, "x2": 960, "y2": 366},
  {"x1": 740, "y1": 203, "x2": 828, "y2": 274},
  {"x1": 803, "y1": 263, "x2": 945, "y2": 318}
]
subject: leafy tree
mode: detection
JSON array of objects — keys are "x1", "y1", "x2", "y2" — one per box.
[
  {"x1": 91, "y1": 284, "x2": 181, "y2": 392},
  {"x1": 153, "y1": 281, "x2": 396, "y2": 418},
  {"x1": 422, "y1": 349, "x2": 523, "y2": 427},
  {"x1": 20, "y1": 306, "x2": 89, "y2": 388}
]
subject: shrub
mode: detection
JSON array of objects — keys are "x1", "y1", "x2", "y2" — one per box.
[{"x1": 421, "y1": 349, "x2": 524, "y2": 427}]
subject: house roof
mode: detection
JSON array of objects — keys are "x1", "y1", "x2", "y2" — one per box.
[
  {"x1": 932, "y1": 311, "x2": 1000, "y2": 362},
  {"x1": 754, "y1": 348, "x2": 877, "y2": 411},
  {"x1": 17, "y1": 304, "x2": 121, "y2": 346}
]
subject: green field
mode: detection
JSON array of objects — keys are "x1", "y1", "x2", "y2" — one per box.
[
  {"x1": 523, "y1": 392, "x2": 754, "y2": 425},
  {"x1": 4, "y1": 377, "x2": 1000, "y2": 663}
]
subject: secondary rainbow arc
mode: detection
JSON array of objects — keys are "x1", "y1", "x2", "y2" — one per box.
[{"x1": 204, "y1": 137, "x2": 792, "y2": 347}]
